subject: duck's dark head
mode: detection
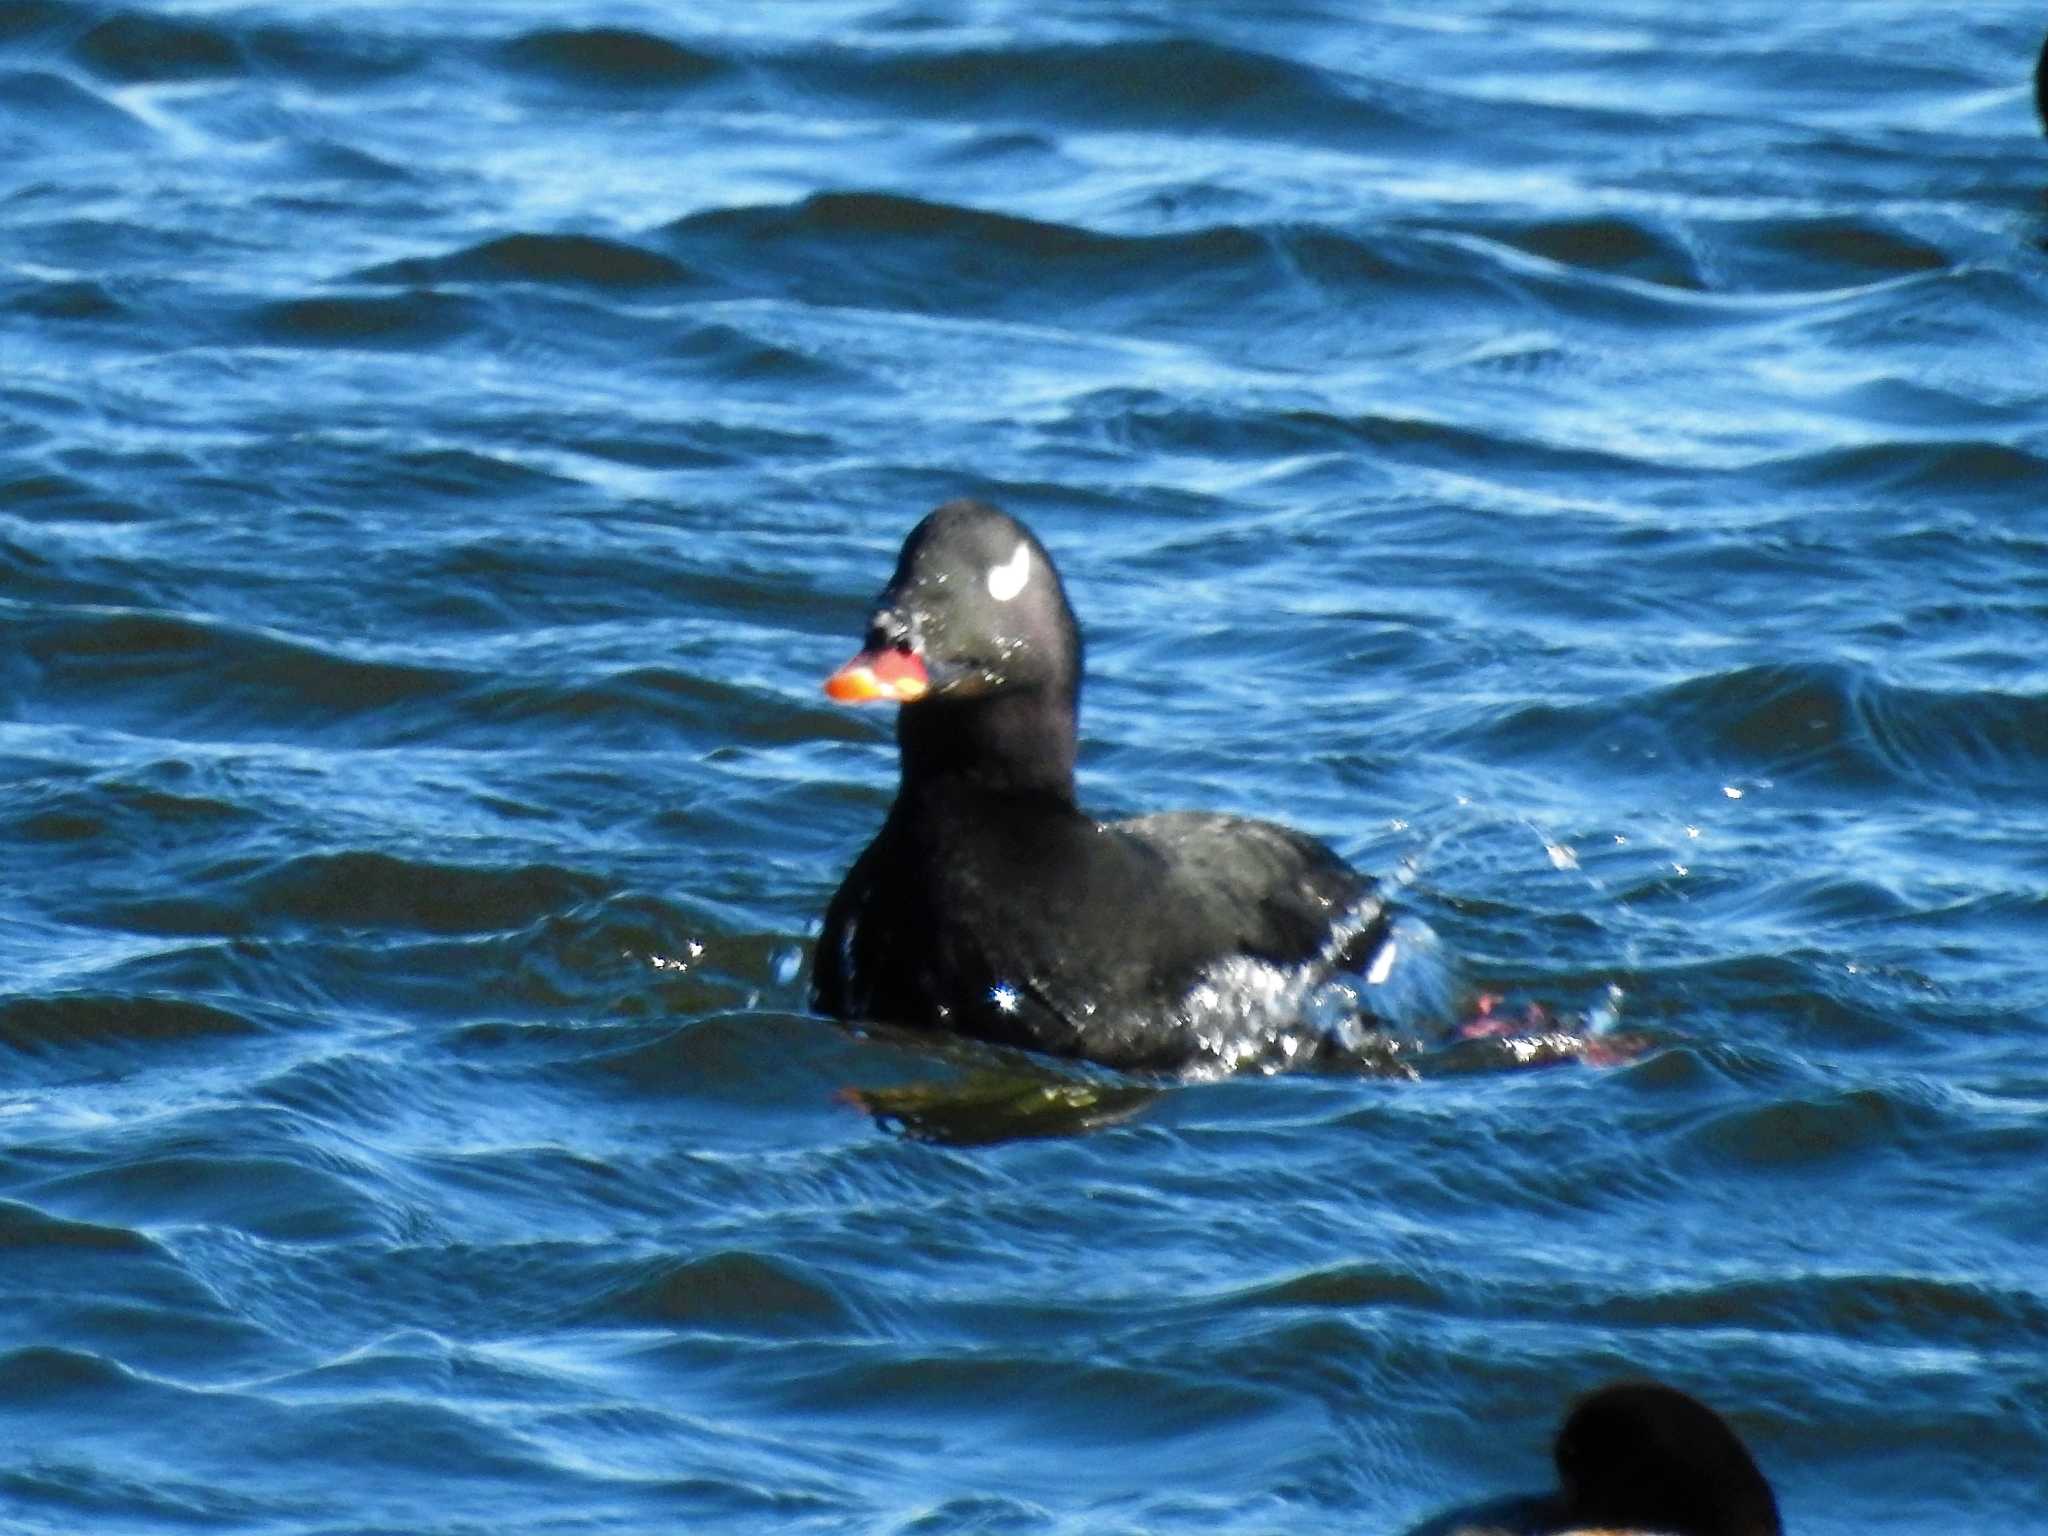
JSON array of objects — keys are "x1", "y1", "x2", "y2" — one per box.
[
  {"x1": 1553, "y1": 1381, "x2": 1781, "y2": 1536},
  {"x1": 826, "y1": 500, "x2": 1083, "y2": 798},
  {"x1": 2037, "y1": 28, "x2": 2047, "y2": 134}
]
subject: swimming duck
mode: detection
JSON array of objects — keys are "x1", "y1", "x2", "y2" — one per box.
[{"x1": 811, "y1": 499, "x2": 1391, "y2": 1072}]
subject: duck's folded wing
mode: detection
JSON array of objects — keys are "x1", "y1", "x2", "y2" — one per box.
[{"x1": 1112, "y1": 811, "x2": 1385, "y2": 969}]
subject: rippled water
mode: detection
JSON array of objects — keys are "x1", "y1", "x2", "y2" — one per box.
[{"x1": 4, "y1": 2, "x2": 2047, "y2": 1532}]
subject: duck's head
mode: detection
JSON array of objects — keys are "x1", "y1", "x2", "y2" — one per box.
[
  {"x1": 1553, "y1": 1381, "x2": 1781, "y2": 1536},
  {"x1": 825, "y1": 499, "x2": 1081, "y2": 710}
]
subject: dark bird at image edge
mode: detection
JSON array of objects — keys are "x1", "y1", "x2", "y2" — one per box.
[{"x1": 1405, "y1": 1380, "x2": 1781, "y2": 1536}]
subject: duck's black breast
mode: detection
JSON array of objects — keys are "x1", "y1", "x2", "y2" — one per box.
[{"x1": 813, "y1": 784, "x2": 1384, "y2": 1071}]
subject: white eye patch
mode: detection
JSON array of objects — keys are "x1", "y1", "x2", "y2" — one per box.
[{"x1": 986, "y1": 541, "x2": 1031, "y2": 602}]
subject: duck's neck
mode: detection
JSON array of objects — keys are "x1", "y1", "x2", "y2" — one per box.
[{"x1": 896, "y1": 685, "x2": 1078, "y2": 805}]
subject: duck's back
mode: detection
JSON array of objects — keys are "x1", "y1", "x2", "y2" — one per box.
[
  {"x1": 1113, "y1": 810, "x2": 1382, "y2": 969},
  {"x1": 815, "y1": 792, "x2": 1385, "y2": 1069}
]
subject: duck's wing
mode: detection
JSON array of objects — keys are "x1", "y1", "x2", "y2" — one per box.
[{"x1": 1112, "y1": 811, "x2": 1386, "y2": 970}]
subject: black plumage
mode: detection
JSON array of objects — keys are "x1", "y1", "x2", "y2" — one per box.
[{"x1": 812, "y1": 500, "x2": 1387, "y2": 1072}]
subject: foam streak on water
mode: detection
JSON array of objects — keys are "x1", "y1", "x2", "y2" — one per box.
[{"x1": 3, "y1": 3, "x2": 2047, "y2": 1533}]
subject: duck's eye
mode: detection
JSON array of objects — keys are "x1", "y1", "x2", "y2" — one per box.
[{"x1": 987, "y1": 541, "x2": 1031, "y2": 602}]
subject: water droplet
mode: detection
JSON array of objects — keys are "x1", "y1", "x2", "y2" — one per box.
[
  {"x1": 1303, "y1": 977, "x2": 1360, "y2": 1037},
  {"x1": 772, "y1": 946, "x2": 801, "y2": 987},
  {"x1": 1585, "y1": 984, "x2": 1624, "y2": 1035}
]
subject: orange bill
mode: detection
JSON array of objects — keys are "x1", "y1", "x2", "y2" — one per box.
[{"x1": 824, "y1": 647, "x2": 930, "y2": 703}]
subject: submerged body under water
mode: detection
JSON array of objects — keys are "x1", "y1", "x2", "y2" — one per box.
[{"x1": 3, "y1": 3, "x2": 2047, "y2": 1534}]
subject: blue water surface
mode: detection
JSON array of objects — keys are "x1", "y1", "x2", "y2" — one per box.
[{"x1": 3, "y1": 2, "x2": 2047, "y2": 1532}]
